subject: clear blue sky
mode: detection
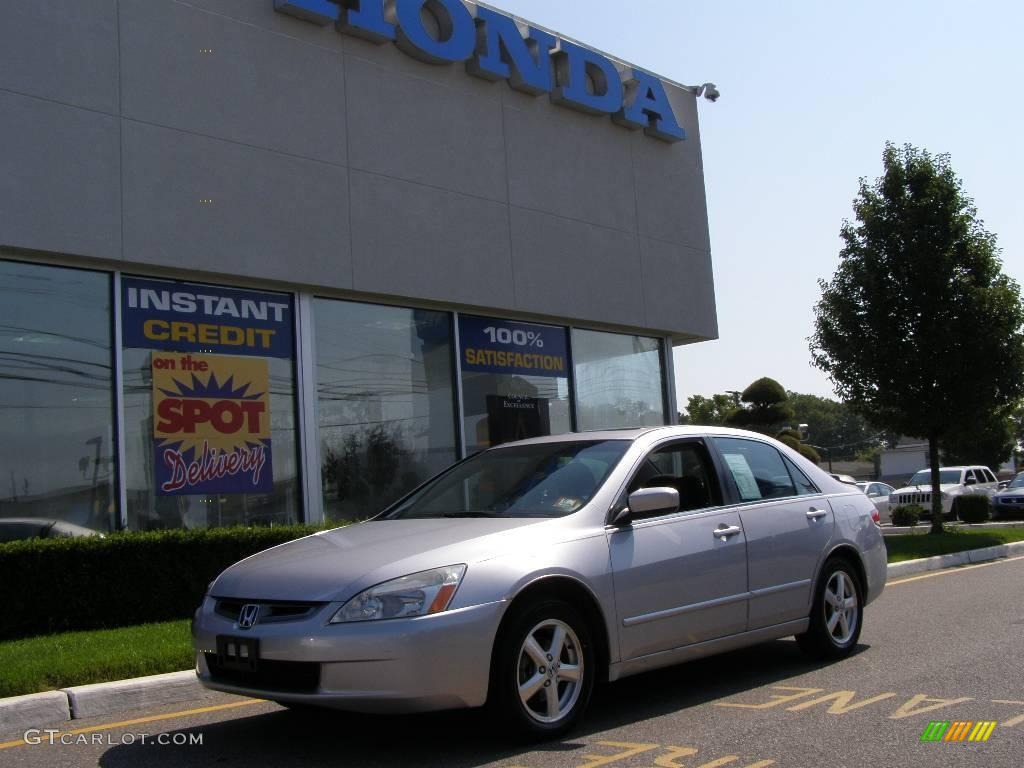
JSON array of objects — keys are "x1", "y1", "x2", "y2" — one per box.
[{"x1": 489, "y1": 0, "x2": 1024, "y2": 408}]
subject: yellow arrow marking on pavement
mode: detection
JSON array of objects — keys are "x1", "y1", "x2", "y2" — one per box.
[{"x1": 0, "y1": 699, "x2": 264, "y2": 750}]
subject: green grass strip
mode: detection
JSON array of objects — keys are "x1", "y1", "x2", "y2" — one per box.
[
  {"x1": 0, "y1": 619, "x2": 192, "y2": 698},
  {"x1": 885, "y1": 527, "x2": 1024, "y2": 563}
]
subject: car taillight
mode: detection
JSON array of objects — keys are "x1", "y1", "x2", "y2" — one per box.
[{"x1": 871, "y1": 509, "x2": 881, "y2": 526}]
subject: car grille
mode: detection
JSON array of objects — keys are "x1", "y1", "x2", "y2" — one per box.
[
  {"x1": 214, "y1": 599, "x2": 324, "y2": 624},
  {"x1": 204, "y1": 653, "x2": 320, "y2": 693},
  {"x1": 997, "y1": 497, "x2": 1024, "y2": 504},
  {"x1": 896, "y1": 492, "x2": 931, "y2": 506}
]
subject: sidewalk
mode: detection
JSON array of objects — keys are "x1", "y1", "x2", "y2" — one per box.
[{"x1": 3, "y1": 539, "x2": 1023, "y2": 740}]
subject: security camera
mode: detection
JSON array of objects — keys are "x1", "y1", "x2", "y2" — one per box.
[{"x1": 699, "y1": 83, "x2": 720, "y2": 102}]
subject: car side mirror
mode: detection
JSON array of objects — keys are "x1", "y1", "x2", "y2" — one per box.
[
  {"x1": 964, "y1": 478, "x2": 976, "y2": 486},
  {"x1": 617, "y1": 487, "x2": 680, "y2": 526}
]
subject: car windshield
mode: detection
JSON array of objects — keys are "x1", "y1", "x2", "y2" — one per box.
[
  {"x1": 383, "y1": 440, "x2": 630, "y2": 519},
  {"x1": 908, "y1": 469, "x2": 962, "y2": 486},
  {"x1": 1009, "y1": 474, "x2": 1024, "y2": 489}
]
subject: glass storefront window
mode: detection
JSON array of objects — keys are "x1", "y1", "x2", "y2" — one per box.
[
  {"x1": 572, "y1": 329, "x2": 666, "y2": 430},
  {"x1": 458, "y1": 316, "x2": 571, "y2": 454},
  {"x1": 122, "y1": 277, "x2": 299, "y2": 529},
  {"x1": 0, "y1": 260, "x2": 116, "y2": 534},
  {"x1": 315, "y1": 300, "x2": 457, "y2": 522}
]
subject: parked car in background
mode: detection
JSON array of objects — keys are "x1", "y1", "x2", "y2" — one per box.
[
  {"x1": 991, "y1": 472, "x2": 1024, "y2": 519},
  {"x1": 856, "y1": 482, "x2": 895, "y2": 525},
  {"x1": 890, "y1": 466, "x2": 999, "y2": 519},
  {"x1": 193, "y1": 426, "x2": 887, "y2": 738},
  {"x1": 0, "y1": 518, "x2": 104, "y2": 543}
]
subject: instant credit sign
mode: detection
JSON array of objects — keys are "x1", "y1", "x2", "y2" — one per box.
[
  {"x1": 152, "y1": 353, "x2": 273, "y2": 495},
  {"x1": 122, "y1": 277, "x2": 293, "y2": 359},
  {"x1": 459, "y1": 316, "x2": 568, "y2": 378}
]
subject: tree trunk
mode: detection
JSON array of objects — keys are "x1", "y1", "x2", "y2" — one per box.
[{"x1": 928, "y1": 434, "x2": 944, "y2": 534}]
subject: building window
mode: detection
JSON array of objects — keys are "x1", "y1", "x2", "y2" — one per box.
[
  {"x1": 572, "y1": 329, "x2": 666, "y2": 430},
  {"x1": 458, "y1": 315, "x2": 571, "y2": 454},
  {"x1": 0, "y1": 259, "x2": 116, "y2": 533},
  {"x1": 121, "y1": 277, "x2": 299, "y2": 529},
  {"x1": 315, "y1": 300, "x2": 457, "y2": 522}
]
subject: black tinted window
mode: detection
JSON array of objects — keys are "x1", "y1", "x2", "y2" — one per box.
[
  {"x1": 627, "y1": 441, "x2": 720, "y2": 517},
  {"x1": 783, "y1": 456, "x2": 819, "y2": 496}
]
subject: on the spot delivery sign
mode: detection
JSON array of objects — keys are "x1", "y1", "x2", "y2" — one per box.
[{"x1": 152, "y1": 353, "x2": 272, "y2": 495}]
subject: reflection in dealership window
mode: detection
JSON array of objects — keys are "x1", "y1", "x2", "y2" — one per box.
[
  {"x1": 572, "y1": 329, "x2": 666, "y2": 430},
  {"x1": 0, "y1": 259, "x2": 116, "y2": 533},
  {"x1": 315, "y1": 300, "x2": 457, "y2": 522}
]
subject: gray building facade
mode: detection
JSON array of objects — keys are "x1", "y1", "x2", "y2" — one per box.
[{"x1": 0, "y1": 0, "x2": 716, "y2": 534}]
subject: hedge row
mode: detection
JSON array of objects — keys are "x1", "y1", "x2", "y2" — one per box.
[
  {"x1": 0, "y1": 525, "x2": 331, "y2": 641},
  {"x1": 955, "y1": 494, "x2": 991, "y2": 523}
]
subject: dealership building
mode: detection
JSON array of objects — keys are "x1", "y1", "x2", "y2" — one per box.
[{"x1": 0, "y1": 0, "x2": 717, "y2": 532}]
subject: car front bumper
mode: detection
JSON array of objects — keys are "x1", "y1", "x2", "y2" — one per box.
[{"x1": 192, "y1": 596, "x2": 506, "y2": 713}]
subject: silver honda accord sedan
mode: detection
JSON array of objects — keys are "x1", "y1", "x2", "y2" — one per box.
[{"x1": 193, "y1": 426, "x2": 887, "y2": 738}]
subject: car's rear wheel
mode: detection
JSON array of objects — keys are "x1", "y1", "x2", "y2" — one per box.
[
  {"x1": 489, "y1": 599, "x2": 594, "y2": 739},
  {"x1": 796, "y1": 557, "x2": 863, "y2": 660}
]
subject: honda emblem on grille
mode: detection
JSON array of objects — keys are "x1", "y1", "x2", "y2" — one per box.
[{"x1": 238, "y1": 604, "x2": 259, "y2": 629}]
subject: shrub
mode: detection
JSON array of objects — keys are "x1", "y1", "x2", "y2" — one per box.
[
  {"x1": 891, "y1": 504, "x2": 923, "y2": 527},
  {"x1": 956, "y1": 494, "x2": 991, "y2": 524},
  {"x1": 0, "y1": 524, "x2": 332, "y2": 641}
]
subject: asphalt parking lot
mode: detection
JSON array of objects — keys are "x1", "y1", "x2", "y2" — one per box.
[{"x1": 3, "y1": 556, "x2": 1022, "y2": 768}]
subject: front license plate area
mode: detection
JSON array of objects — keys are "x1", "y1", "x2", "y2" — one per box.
[{"x1": 216, "y1": 635, "x2": 259, "y2": 671}]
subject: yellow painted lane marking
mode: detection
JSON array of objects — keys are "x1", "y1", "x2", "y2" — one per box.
[
  {"x1": 0, "y1": 699, "x2": 264, "y2": 750},
  {"x1": 887, "y1": 554, "x2": 1024, "y2": 585}
]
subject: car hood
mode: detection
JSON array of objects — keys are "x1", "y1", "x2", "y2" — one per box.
[
  {"x1": 891, "y1": 483, "x2": 960, "y2": 495},
  {"x1": 210, "y1": 517, "x2": 546, "y2": 603},
  {"x1": 995, "y1": 487, "x2": 1024, "y2": 499}
]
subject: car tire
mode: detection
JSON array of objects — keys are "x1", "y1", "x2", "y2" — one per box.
[
  {"x1": 488, "y1": 599, "x2": 595, "y2": 740},
  {"x1": 796, "y1": 557, "x2": 864, "y2": 660}
]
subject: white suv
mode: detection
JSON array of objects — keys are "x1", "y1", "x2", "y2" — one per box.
[{"x1": 890, "y1": 465, "x2": 999, "y2": 518}]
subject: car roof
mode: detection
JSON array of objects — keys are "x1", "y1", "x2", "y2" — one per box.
[{"x1": 490, "y1": 424, "x2": 788, "y2": 449}]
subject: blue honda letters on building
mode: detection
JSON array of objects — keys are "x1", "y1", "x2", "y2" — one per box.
[{"x1": 274, "y1": 0, "x2": 686, "y2": 142}]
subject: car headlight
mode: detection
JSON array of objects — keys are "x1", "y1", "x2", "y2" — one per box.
[{"x1": 330, "y1": 565, "x2": 467, "y2": 624}]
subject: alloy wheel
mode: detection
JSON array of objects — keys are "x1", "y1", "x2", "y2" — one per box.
[
  {"x1": 516, "y1": 618, "x2": 584, "y2": 724},
  {"x1": 824, "y1": 570, "x2": 859, "y2": 645}
]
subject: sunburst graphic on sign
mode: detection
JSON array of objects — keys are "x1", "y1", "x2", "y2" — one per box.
[
  {"x1": 158, "y1": 372, "x2": 263, "y2": 401},
  {"x1": 154, "y1": 368, "x2": 270, "y2": 456}
]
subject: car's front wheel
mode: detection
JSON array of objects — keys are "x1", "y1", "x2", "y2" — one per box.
[
  {"x1": 796, "y1": 557, "x2": 863, "y2": 660},
  {"x1": 489, "y1": 599, "x2": 594, "y2": 739}
]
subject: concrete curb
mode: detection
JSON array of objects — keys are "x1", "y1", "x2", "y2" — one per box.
[
  {"x1": 63, "y1": 670, "x2": 216, "y2": 720},
  {"x1": 3, "y1": 540, "x2": 1024, "y2": 737},
  {"x1": 886, "y1": 540, "x2": 1024, "y2": 578},
  {"x1": 0, "y1": 690, "x2": 69, "y2": 735},
  {"x1": 0, "y1": 670, "x2": 214, "y2": 739},
  {"x1": 882, "y1": 521, "x2": 1024, "y2": 536}
]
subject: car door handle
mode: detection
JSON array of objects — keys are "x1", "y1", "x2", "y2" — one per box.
[
  {"x1": 714, "y1": 525, "x2": 742, "y2": 540},
  {"x1": 806, "y1": 508, "x2": 828, "y2": 520}
]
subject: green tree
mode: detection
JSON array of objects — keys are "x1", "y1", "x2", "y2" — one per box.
[
  {"x1": 726, "y1": 377, "x2": 795, "y2": 434},
  {"x1": 679, "y1": 393, "x2": 738, "y2": 426},
  {"x1": 811, "y1": 143, "x2": 1024, "y2": 532},
  {"x1": 941, "y1": 408, "x2": 1016, "y2": 471},
  {"x1": 787, "y1": 392, "x2": 881, "y2": 461}
]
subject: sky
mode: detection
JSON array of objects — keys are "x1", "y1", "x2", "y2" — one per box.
[{"x1": 487, "y1": 0, "x2": 1024, "y2": 409}]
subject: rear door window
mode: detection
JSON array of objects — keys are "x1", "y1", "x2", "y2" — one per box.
[{"x1": 713, "y1": 438, "x2": 798, "y2": 502}]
